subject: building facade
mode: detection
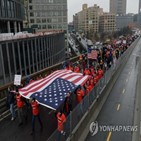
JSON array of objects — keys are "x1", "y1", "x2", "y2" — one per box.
[
  {"x1": 27, "y1": 0, "x2": 67, "y2": 32},
  {"x1": 0, "y1": 32, "x2": 65, "y2": 85},
  {"x1": 73, "y1": 4, "x2": 103, "y2": 34},
  {"x1": 99, "y1": 13, "x2": 116, "y2": 32},
  {"x1": 116, "y1": 14, "x2": 134, "y2": 30},
  {"x1": 0, "y1": 0, "x2": 24, "y2": 33},
  {"x1": 110, "y1": 0, "x2": 126, "y2": 15}
]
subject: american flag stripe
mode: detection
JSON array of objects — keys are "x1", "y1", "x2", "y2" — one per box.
[
  {"x1": 61, "y1": 72, "x2": 82, "y2": 79},
  {"x1": 20, "y1": 70, "x2": 70, "y2": 92},
  {"x1": 20, "y1": 71, "x2": 72, "y2": 95},
  {"x1": 21, "y1": 70, "x2": 65, "y2": 90},
  {"x1": 75, "y1": 75, "x2": 90, "y2": 86},
  {"x1": 67, "y1": 75, "x2": 82, "y2": 82}
]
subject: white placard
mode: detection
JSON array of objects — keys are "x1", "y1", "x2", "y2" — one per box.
[
  {"x1": 14, "y1": 74, "x2": 22, "y2": 85},
  {"x1": 123, "y1": 40, "x2": 126, "y2": 44}
]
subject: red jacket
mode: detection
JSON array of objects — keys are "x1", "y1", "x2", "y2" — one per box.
[
  {"x1": 31, "y1": 101, "x2": 39, "y2": 116},
  {"x1": 16, "y1": 94, "x2": 24, "y2": 108},
  {"x1": 57, "y1": 113, "x2": 66, "y2": 131},
  {"x1": 76, "y1": 89, "x2": 84, "y2": 103}
]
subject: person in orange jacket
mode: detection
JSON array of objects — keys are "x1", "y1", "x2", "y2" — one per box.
[
  {"x1": 85, "y1": 80, "x2": 93, "y2": 95},
  {"x1": 94, "y1": 74, "x2": 99, "y2": 85},
  {"x1": 74, "y1": 65, "x2": 80, "y2": 73},
  {"x1": 89, "y1": 67, "x2": 95, "y2": 76},
  {"x1": 16, "y1": 92, "x2": 27, "y2": 126},
  {"x1": 76, "y1": 87, "x2": 84, "y2": 103},
  {"x1": 56, "y1": 110, "x2": 66, "y2": 141},
  {"x1": 90, "y1": 77, "x2": 95, "y2": 88},
  {"x1": 30, "y1": 97, "x2": 43, "y2": 135},
  {"x1": 98, "y1": 68, "x2": 104, "y2": 79},
  {"x1": 83, "y1": 68, "x2": 91, "y2": 75}
]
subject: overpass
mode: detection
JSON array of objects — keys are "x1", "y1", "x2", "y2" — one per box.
[{"x1": 0, "y1": 36, "x2": 140, "y2": 141}]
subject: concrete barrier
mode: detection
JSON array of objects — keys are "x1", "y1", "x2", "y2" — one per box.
[{"x1": 66, "y1": 38, "x2": 140, "y2": 141}]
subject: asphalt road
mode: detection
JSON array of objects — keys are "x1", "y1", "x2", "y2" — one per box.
[
  {"x1": 0, "y1": 104, "x2": 57, "y2": 141},
  {"x1": 86, "y1": 39, "x2": 141, "y2": 141}
]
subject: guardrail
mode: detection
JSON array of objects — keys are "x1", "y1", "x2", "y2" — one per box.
[{"x1": 46, "y1": 37, "x2": 140, "y2": 141}]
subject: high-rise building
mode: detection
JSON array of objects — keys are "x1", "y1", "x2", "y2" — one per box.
[
  {"x1": 138, "y1": 0, "x2": 141, "y2": 26},
  {"x1": 27, "y1": 0, "x2": 67, "y2": 32},
  {"x1": 139, "y1": 0, "x2": 141, "y2": 13},
  {"x1": 116, "y1": 14, "x2": 134, "y2": 30},
  {"x1": 73, "y1": 4, "x2": 103, "y2": 34},
  {"x1": 99, "y1": 13, "x2": 116, "y2": 32},
  {"x1": 0, "y1": 0, "x2": 24, "y2": 33},
  {"x1": 110, "y1": 0, "x2": 126, "y2": 15}
]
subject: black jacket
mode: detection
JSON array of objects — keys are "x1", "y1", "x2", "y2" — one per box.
[{"x1": 7, "y1": 91, "x2": 15, "y2": 105}]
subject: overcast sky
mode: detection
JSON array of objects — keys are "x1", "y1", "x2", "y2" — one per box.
[{"x1": 68, "y1": 0, "x2": 139, "y2": 22}]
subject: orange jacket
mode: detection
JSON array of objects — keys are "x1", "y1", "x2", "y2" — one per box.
[
  {"x1": 98, "y1": 69, "x2": 104, "y2": 79},
  {"x1": 74, "y1": 66, "x2": 80, "y2": 73},
  {"x1": 31, "y1": 101, "x2": 39, "y2": 116},
  {"x1": 76, "y1": 89, "x2": 84, "y2": 103},
  {"x1": 16, "y1": 94, "x2": 24, "y2": 108},
  {"x1": 57, "y1": 113, "x2": 66, "y2": 131},
  {"x1": 94, "y1": 75, "x2": 99, "y2": 84},
  {"x1": 90, "y1": 78, "x2": 94, "y2": 87},
  {"x1": 84, "y1": 69, "x2": 91, "y2": 75},
  {"x1": 85, "y1": 85, "x2": 93, "y2": 95}
]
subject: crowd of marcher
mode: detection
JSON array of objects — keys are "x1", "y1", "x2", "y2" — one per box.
[{"x1": 6, "y1": 34, "x2": 139, "y2": 138}]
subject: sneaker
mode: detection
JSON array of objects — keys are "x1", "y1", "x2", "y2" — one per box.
[
  {"x1": 11, "y1": 117, "x2": 15, "y2": 121},
  {"x1": 61, "y1": 131, "x2": 65, "y2": 135}
]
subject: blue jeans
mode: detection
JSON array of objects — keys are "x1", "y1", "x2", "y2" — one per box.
[
  {"x1": 32, "y1": 114, "x2": 42, "y2": 131},
  {"x1": 10, "y1": 103, "x2": 16, "y2": 118}
]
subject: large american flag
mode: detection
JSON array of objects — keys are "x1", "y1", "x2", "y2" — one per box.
[
  {"x1": 19, "y1": 70, "x2": 90, "y2": 110},
  {"x1": 87, "y1": 48, "x2": 98, "y2": 60}
]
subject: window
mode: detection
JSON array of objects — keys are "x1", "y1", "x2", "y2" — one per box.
[
  {"x1": 30, "y1": 19, "x2": 34, "y2": 23},
  {"x1": 42, "y1": 25, "x2": 46, "y2": 29},
  {"x1": 42, "y1": 19, "x2": 46, "y2": 23},
  {"x1": 30, "y1": 12, "x2": 34, "y2": 17},
  {"x1": 29, "y1": 6, "x2": 32, "y2": 10},
  {"x1": 49, "y1": 0, "x2": 53, "y2": 3},
  {"x1": 36, "y1": 19, "x2": 41, "y2": 23}
]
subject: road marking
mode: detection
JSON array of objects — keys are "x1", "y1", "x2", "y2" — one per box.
[
  {"x1": 128, "y1": 72, "x2": 131, "y2": 74},
  {"x1": 117, "y1": 104, "x2": 121, "y2": 111},
  {"x1": 106, "y1": 132, "x2": 112, "y2": 141},
  {"x1": 126, "y1": 79, "x2": 128, "y2": 82},
  {"x1": 122, "y1": 89, "x2": 126, "y2": 94}
]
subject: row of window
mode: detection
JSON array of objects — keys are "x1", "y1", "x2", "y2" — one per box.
[
  {"x1": 30, "y1": 18, "x2": 67, "y2": 23},
  {"x1": 29, "y1": 11, "x2": 67, "y2": 17},
  {"x1": 29, "y1": 0, "x2": 66, "y2": 4},
  {"x1": 35, "y1": 24, "x2": 67, "y2": 30},
  {"x1": 29, "y1": 5, "x2": 67, "y2": 10}
]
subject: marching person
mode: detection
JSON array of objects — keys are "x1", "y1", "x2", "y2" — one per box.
[
  {"x1": 76, "y1": 86, "x2": 84, "y2": 103},
  {"x1": 16, "y1": 91, "x2": 27, "y2": 126},
  {"x1": 7, "y1": 86, "x2": 16, "y2": 121},
  {"x1": 63, "y1": 92, "x2": 72, "y2": 115},
  {"x1": 30, "y1": 97, "x2": 43, "y2": 135},
  {"x1": 56, "y1": 110, "x2": 66, "y2": 141}
]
